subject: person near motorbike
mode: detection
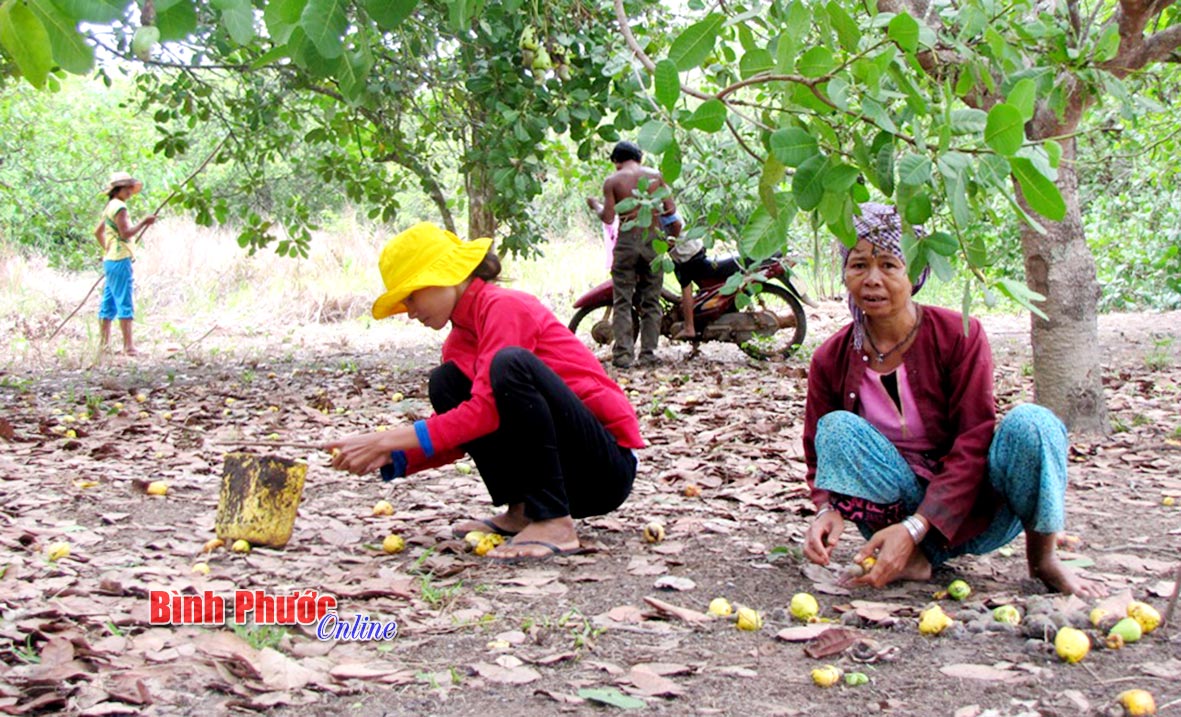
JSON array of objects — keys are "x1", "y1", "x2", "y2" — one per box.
[
  {"x1": 326, "y1": 222, "x2": 643, "y2": 562},
  {"x1": 668, "y1": 234, "x2": 741, "y2": 341},
  {"x1": 586, "y1": 140, "x2": 680, "y2": 368},
  {"x1": 801, "y1": 203, "x2": 1105, "y2": 598}
]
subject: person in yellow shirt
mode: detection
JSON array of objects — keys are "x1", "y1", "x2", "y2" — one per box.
[{"x1": 95, "y1": 172, "x2": 156, "y2": 356}]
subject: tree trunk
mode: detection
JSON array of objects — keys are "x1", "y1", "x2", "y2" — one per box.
[
  {"x1": 1017, "y1": 136, "x2": 1108, "y2": 433},
  {"x1": 466, "y1": 161, "x2": 498, "y2": 241}
]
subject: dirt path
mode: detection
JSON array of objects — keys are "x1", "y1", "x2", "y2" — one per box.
[{"x1": 1, "y1": 304, "x2": 1179, "y2": 716}]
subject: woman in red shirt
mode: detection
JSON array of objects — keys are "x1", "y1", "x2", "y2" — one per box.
[
  {"x1": 327, "y1": 223, "x2": 643, "y2": 562},
  {"x1": 802, "y1": 204, "x2": 1103, "y2": 598}
]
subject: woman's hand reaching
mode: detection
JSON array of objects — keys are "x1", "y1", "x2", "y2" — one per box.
[
  {"x1": 803, "y1": 510, "x2": 845, "y2": 565},
  {"x1": 325, "y1": 431, "x2": 396, "y2": 475},
  {"x1": 848, "y1": 523, "x2": 922, "y2": 588}
]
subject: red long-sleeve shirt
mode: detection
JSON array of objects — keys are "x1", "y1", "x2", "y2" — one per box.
[
  {"x1": 803, "y1": 305, "x2": 999, "y2": 548},
  {"x1": 400, "y1": 278, "x2": 644, "y2": 474}
]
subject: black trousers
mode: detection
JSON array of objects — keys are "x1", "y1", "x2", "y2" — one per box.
[{"x1": 428, "y1": 347, "x2": 637, "y2": 521}]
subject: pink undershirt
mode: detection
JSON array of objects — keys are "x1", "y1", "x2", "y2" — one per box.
[{"x1": 858, "y1": 363, "x2": 935, "y2": 454}]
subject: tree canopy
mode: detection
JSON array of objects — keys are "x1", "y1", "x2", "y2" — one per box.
[{"x1": 2, "y1": 0, "x2": 1179, "y2": 429}]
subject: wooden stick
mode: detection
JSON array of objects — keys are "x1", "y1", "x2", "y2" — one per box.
[
  {"x1": 45, "y1": 274, "x2": 105, "y2": 344},
  {"x1": 44, "y1": 135, "x2": 231, "y2": 344}
]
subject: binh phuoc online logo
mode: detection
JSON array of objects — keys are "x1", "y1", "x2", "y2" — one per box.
[{"x1": 148, "y1": 590, "x2": 398, "y2": 641}]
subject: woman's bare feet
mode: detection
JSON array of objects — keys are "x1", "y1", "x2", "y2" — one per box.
[
  {"x1": 451, "y1": 503, "x2": 530, "y2": 538},
  {"x1": 898, "y1": 548, "x2": 933, "y2": 582},
  {"x1": 488, "y1": 516, "x2": 580, "y2": 561},
  {"x1": 1027, "y1": 532, "x2": 1108, "y2": 598}
]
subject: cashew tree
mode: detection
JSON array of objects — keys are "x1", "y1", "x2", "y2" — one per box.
[
  {"x1": 612, "y1": 0, "x2": 1179, "y2": 431},
  {"x1": 0, "y1": 0, "x2": 661, "y2": 255}
]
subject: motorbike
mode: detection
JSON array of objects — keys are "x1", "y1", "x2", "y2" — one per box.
[{"x1": 568, "y1": 254, "x2": 810, "y2": 359}]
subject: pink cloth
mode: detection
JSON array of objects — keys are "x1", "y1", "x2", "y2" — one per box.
[
  {"x1": 857, "y1": 364, "x2": 935, "y2": 455},
  {"x1": 601, "y1": 220, "x2": 618, "y2": 270}
]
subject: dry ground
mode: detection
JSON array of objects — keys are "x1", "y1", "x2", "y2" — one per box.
[{"x1": 1, "y1": 299, "x2": 1180, "y2": 717}]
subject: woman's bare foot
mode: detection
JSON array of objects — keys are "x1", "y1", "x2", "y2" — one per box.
[
  {"x1": 451, "y1": 503, "x2": 530, "y2": 538},
  {"x1": 898, "y1": 548, "x2": 933, "y2": 581},
  {"x1": 1027, "y1": 532, "x2": 1108, "y2": 598},
  {"x1": 488, "y1": 516, "x2": 579, "y2": 561}
]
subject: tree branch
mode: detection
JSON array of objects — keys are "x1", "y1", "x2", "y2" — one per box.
[
  {"x1": 612, "y1": 0, "x2": 711, "y2": 101},
  {"x1": 1108, "y1": 22, "x2": 1181, "y2": 72}
]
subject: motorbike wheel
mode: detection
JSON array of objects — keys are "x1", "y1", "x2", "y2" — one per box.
[
  {"x1": 739, "y1": 283, "x2": 807, "y2": 359},
  {"x1": 568, "y1": 304, "x2": 639, "y2": 346}
]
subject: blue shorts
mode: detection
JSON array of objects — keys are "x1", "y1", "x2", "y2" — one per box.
[{"x1": 98, "y1": 259, "x2": 134, "y2": 320}]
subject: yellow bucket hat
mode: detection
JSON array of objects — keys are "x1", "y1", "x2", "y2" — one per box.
[{"x1": 372, "y1": 222, "x2": 493, "y2": 319}]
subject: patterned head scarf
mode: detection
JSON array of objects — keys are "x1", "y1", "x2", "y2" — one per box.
[{"x1": 840, "y1": 203, "x2": 930, "y2": 350}]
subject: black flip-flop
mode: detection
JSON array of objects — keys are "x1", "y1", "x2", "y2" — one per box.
[
  {"x1": 452, "y1": 518, "x2": 519, "y2": 539},
  {"x1": 489, "y1": 540, "x2": 582, "y2": 564}
]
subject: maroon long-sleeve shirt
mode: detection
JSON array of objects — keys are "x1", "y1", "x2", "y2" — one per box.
[{"x1": 803, "y1": 304, "x2": 999, "y2": 548}]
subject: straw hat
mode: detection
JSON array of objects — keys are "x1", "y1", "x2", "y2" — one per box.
[
  {"x1": 371, "y1": 222, "x2": 493, "y2": 319},
  {"x1": 101, "y1": 171, "x2": 142, "y2": 195}
]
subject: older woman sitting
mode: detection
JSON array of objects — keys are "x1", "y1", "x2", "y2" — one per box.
[{"x1": 802, "y1": 203, "x2": 1104, "y2": 598}]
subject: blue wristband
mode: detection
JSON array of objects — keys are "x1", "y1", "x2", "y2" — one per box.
[
  {"x1": 413, "y1": 420, "x2": 435, "y2": 458},
  {"x1": 380, "y1": 450, "x2": 408, "y2": 482},
  {"x1": 660, "y1": 212, "x2": 681, "y2": 228}
]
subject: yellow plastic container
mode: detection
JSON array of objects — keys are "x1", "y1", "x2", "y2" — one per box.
[{"x1": 215, "y1": 453, "x2": 307, "y2": 548}]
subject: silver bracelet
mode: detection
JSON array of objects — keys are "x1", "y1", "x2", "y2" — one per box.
[
  {"x1": 815, "y1": 505, "x2": 833, "y2": 519},
  {"x1": 902, "y1": 516, "x2": 924, "y2": 544}
]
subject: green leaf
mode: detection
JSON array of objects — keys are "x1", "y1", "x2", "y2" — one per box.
[
  {"x1": 300, "y1": 0, "x2": 347, "y2": 59},
  {"x1": 897, "y1": 153, "x2": 931, "y2": 186},
  {"x1": 996, "y1": 277, "x2": 1049, "y2": 320},
  {"x1": 861, "y1": 96, "x2": 896, "y2": 133},
  {"x1": 637, "y1": 120, "x2": 675, "y2": 154},
  {"x1": 924, "y1": 230, "x2": 958, "y2": 257},
  {"x1": 948, "y1": 108, "x2": 987, "y2": 135},
  {"x1": 335, "y1": 44, "x2": 373, "y2": 103},
  {"x1": 0, "y1": 1, "x2": 53, "y2": 88},
  {"x1": 1093, "y1": 23, "x2": 1119, "y2": 63},
  {"x1": 792, "y1": 154, "x2": 827, "y2": 211},
  {"x1": 654, "y1": 59, "x2": 680, "y2": 111},
  {"x1": 976, "y1": 154, "x2": 1010, "y2": 189},
  {"x1": 156, "y1": 0, "x2": 198, "y2": 41},
  {"x1": 797, "y1": 46, "x2": 835, "y2": 78},
  {"x1": 873, "y1": 143, "x2": 895, "y2": 197},
  {"x1": 220, "y1": 0, "x2": 255, "y2": 44},
  {"x1": 984, "y1": 103, "x2": 1025, "y2": 156},
  {"x1": 1044, "y1": 139, "x2": 1062, "y2": 168},
  {"x1": 577, "y1": 687, "x2": 646, "y2": 710},
  {"x1": 758, "y1": 156, "x2": 786, "y2": 218},
  {"x1": 264, "y1": 0, "x2": 305, "y2": 43},
  {"x1": 667, "y1": 13, "x2": 723, "y2": 71},
  {"x1": 739, "y1": 47, "x2": 774, "y2": 79},
  {"x1": 887, "y1": 12, "x2": 919, "y2": 53},
  {"x1": 27, "y1": 0, "x2": 93, "y2": 74},
  {"x1": 360, "y1": 0, "x2": 416, "y2": 30},
  {"x1": 741, "y1": 196, "x2": 795, "y2": 260},
  {"x1": 774, "y1": 32, "x2": 796, "y2": 73},
  {"x1": 661, "y1": 139, "x2": 682, "y2": 183},
  {"x1": 826, "y1": 0, "x2": 861, "y2": 51},
  {"x1": 822, "y1": 163, "x2": 860, "y2": 192},
  {"x1": 928, "y1": 252, "x2": 954, "y2": 282},
  {"x1": 784, "y1": 0, "x2": 811, "y2": 41},
  {"x1": 1007, "y1": 78, "x2": 1036, "y2": 122},
  {"x1": 769, "y1": 127, "x2": 818, "y2": 168},
  {"x1": 615, "y1": 197, "x2": 640, "y2": 214},
  {"x1": 47, "y1": 0, "x2": 130, "y2": 23},
  {"x1": 903, "y1": 190, "x2": 931, "y2": 224},
  {"x1": 1011, "y1": 156, "x2": 1065, "y2": 221},
  {"x1": 682, "y1": 99, "x2": 726, "y2": 132}
]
